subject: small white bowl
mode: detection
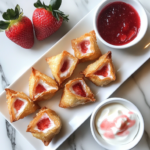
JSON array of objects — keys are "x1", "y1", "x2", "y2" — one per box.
[
  {"x1": 90, "y1": 97, "x2": 144, "y2": 150},
  {"x1": 93, "y1": 0, "x2": 148, "y2": 49}
]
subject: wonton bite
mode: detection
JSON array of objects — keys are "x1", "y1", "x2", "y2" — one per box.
[
  {"x1": 59, "y1": 78, "x2": 95, "y2": 108},
  {"x1": 81, "y1": 51, "x2": 116, "y2": 86},
  {"x1": 29, "y1": 68, "x2": 59, "y2": 102},
  {"x1": 5, "y1": 89, "x2": 40, "y2": 122},
  {"x1": 71, "y1": 30, "x2": 102, "y2": 62},
  {"x1": 46, "y1": 51, "x2": 78, "y2": 85},
  {"x1": 26, "y1": 107, "x2": 62, "y2": 146}
]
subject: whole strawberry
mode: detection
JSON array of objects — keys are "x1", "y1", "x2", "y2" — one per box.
[
  {"x1": 33, "y1": 0, "x2": 69, "y2": 41},
  {"x1": 0, "y1": 5, "x2": 34, "y2": 49}
]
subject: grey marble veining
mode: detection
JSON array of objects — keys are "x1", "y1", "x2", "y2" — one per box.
[
  {"x1": 6, "y1": 120, "x2": 16, "y2": 150},
  {"x1": 0, "y1": 63, "x2": 16, "y2": 150},
  {"x1": 67, "y1": 133, "x2": 76, "y2": 150},
  {"x1": 73, "y1": 0, "x2": 89, "y2": 16},
  {"x1": 0, "y1": 0, "x2": 15, "y2": 14},
  {"x1": 0, "y1": 64, "x2": 9, "y2": 89},
  {"x1": 144, "y1": 131, "x2": 150, "y2": 150},
  {"x1": 132, "y1": 76, "x2": 150, "y2": 109}
]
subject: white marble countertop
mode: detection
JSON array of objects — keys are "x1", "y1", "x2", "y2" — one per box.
[{"x1": 0, "y1": 0, "x2": 150, "y2": 150}]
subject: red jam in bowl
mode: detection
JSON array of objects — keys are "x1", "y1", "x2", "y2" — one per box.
[{"x1": 97, "y1": 2, "x2": 141, "y2": 45}]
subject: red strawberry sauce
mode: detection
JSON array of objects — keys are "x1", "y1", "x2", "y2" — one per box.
[
  {"x1": 72, "y1": 82, "x2": 86, "y2": 97},
  {"x1": 14, "y1": 99, "x2": 24, "y2": 113},
  {"x1": 97, "y1": 2, "x2": 140, "y2": 45},
  {"x1": 35, "y1": 84, "x2": 46, "y2": 95},
  {"x1": 80, "y1": 40, "x2": 90, "y2": 53},
  {"x1": 60, "y1": 59, "x2": 70, "y2": 72},
  {"x1": 37, "y1": 118, "x2": 51, "y2": 131},
  {"x1": 95, "y1": 65, "x2": 109, "y2": 77},
  {"x1": 100, "y1": 114, "x2": 135, "y2": 139}
]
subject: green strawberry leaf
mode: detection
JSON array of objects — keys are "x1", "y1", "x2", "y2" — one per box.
[
  {"x1": 53, "y1": 10, "x2": 69, "y2": 21},
  {"x1": 55, "y1": 12, "x2": 59, "y2": 21},
  {"x1": 3, "y1": 9, "x2": 15, "y2": 20},
  {"x1": 2, "y1": 5, "x2": 20, "y2": 20},
  {"x1": 16, "y1": 4, "x2": 20, "y2": 12},
  {"x1": 34, "y1": 0, "x2": 44, "y2": 8},
  {"x1": 49, "y1": 5, "x2": 53, "y2": 12},
  {"x1": 53, "y1": 9, "x2": 63, "y2": 14},
  {"x1": 52, "y1": 10, "x2": 56, "y2": 18},
  {"x1": 43, "y1": 2, "x2": 47, "y2": 9},
  {"x1": 50, "y1": 0, "x2": 62, "y2": 10},
  {"x1": 15, "y1": 4, "x2": 20, "y2": 16},
  {"x1": 0, "y1": 21, "x2": 10, "y2": 30}
]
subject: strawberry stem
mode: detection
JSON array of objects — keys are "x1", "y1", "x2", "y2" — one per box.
[
  {"x1": 8, "y1": 13, "x2": 23, "y2": 29},
  {"x1": 0, "y1": 4, "x2": 23, "y2": 31}
]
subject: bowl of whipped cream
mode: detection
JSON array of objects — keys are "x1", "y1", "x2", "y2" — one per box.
[{"x1": 90, "y1": 97, "x2": 144, "y2": 150}]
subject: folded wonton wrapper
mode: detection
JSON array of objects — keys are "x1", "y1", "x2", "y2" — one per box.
[
  {"x1": 5, "y1": 88, "x2": 40, "y2": 122},
  {"x1": 59, "y1": 78, "x2": 95, "y2": 108},
  {"x1": 81, "y1": 51, "x2": 116, "y2": 86},
  {"x1": 71, "y1": 30, "x2": 102, "y2": 62},
  {"x1": 26, "y1": 107, "x2": 62, "y2": 146},
  {"x1": 29, "y1": 68, "x2": 59, "y2": 102},
  {"x1": 46, "y1": 51, "x2": 78, "y2": 85}
]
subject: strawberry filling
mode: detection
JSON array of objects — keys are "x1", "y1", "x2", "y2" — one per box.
[
  {"x1": 72, "y1": 82, "x2": 86, "y2": 97},
  {"x1": 35, "y1": 84, "x2": 46, "y2": 95},
  {"x1": 37, "y1": 118, "x2": 51, "y2": 131},
  {"x1": 60, "y1": 59, "x2": 70, "y2": 73},
  {"x1": 95, "y1": 65, "x2": 109, "y2": 77},
  {"x1": 80, "y1": 40, "x2": 90, "y2": 53},
  {"x1": 14, "y1": 99, "x2": 24, "y2": 113}
]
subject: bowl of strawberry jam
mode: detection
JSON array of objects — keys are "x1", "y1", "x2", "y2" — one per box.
[{"x1": 94, "y1": 0, "x2": 148, "y2": 49}]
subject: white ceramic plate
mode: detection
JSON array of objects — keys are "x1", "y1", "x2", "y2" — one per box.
[{"x1": 0, "y1": 3, "x2": 150, "y2": 150}]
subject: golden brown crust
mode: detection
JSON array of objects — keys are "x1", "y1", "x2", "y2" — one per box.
[
  {"x1": 26, "y1": 107, "x2": 62, "y2": 146},
  {"x1": 81, "y1": 51, "x2": 116, "y2": 86},
  {"x1": 59, "y1": 78, "x2": 95, "y2": 108},
  {"x1": 71, "y1": 30, "x2": 102, "y2": 62},
  {"x1": 42, "y1": 140, "x2": 51, "y2": 146},
  {"x1": 5, "y1": 88, "x2": 40, "y2": 122},
  {"x1": 46, "y1": 51, "x2": 78, "y2": 85},
  {"x1": 29, "y1": 68, "x2": 59, "y2": 102}
]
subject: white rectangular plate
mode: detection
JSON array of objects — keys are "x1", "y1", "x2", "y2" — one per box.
[{"x1": 0, "y1": 3, "x2": 150, "y2": 150}]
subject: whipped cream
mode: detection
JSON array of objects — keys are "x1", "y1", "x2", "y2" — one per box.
[
  {"x1": 78, "y1": 37, "x2": 92, "y2": 55},
  {"x1": 60, "y1": 57, "x2": 74, "y2": 78},
  {"x1": 96, "y1": 63, "x2": 113, "y2": 79},
  {"x1": 34, "y1": 79, "x2": 57, "y2": 98},
  {"x1": 13, "y1": 97, "x2": 28, "y2": 117},
  {"x1": 95, "y1": 104, "x2": 139, "y2": 145},
  {"x1": 34, "y1": 113, "x2": 55, "y2": 133}
]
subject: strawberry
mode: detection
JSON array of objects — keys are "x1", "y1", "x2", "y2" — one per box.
[
  {"x1": 72, "y1": 83, "x2": 86, "y2": 97},
  {"x1": 35, "y1": 84, "x2": 46, "y2": 95},
  {"x1": 33, "y1": 0, "x2": 69, "y2": 41},
  {"x1": 0, "y1": 5, "x2": 34, "y2": 49},
  {"x1": 14, "y1": 99, "x2": 24, "y2": 113},
  {"x1": 37, "y1": 118, "x2": 51, "y2": 131}
]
